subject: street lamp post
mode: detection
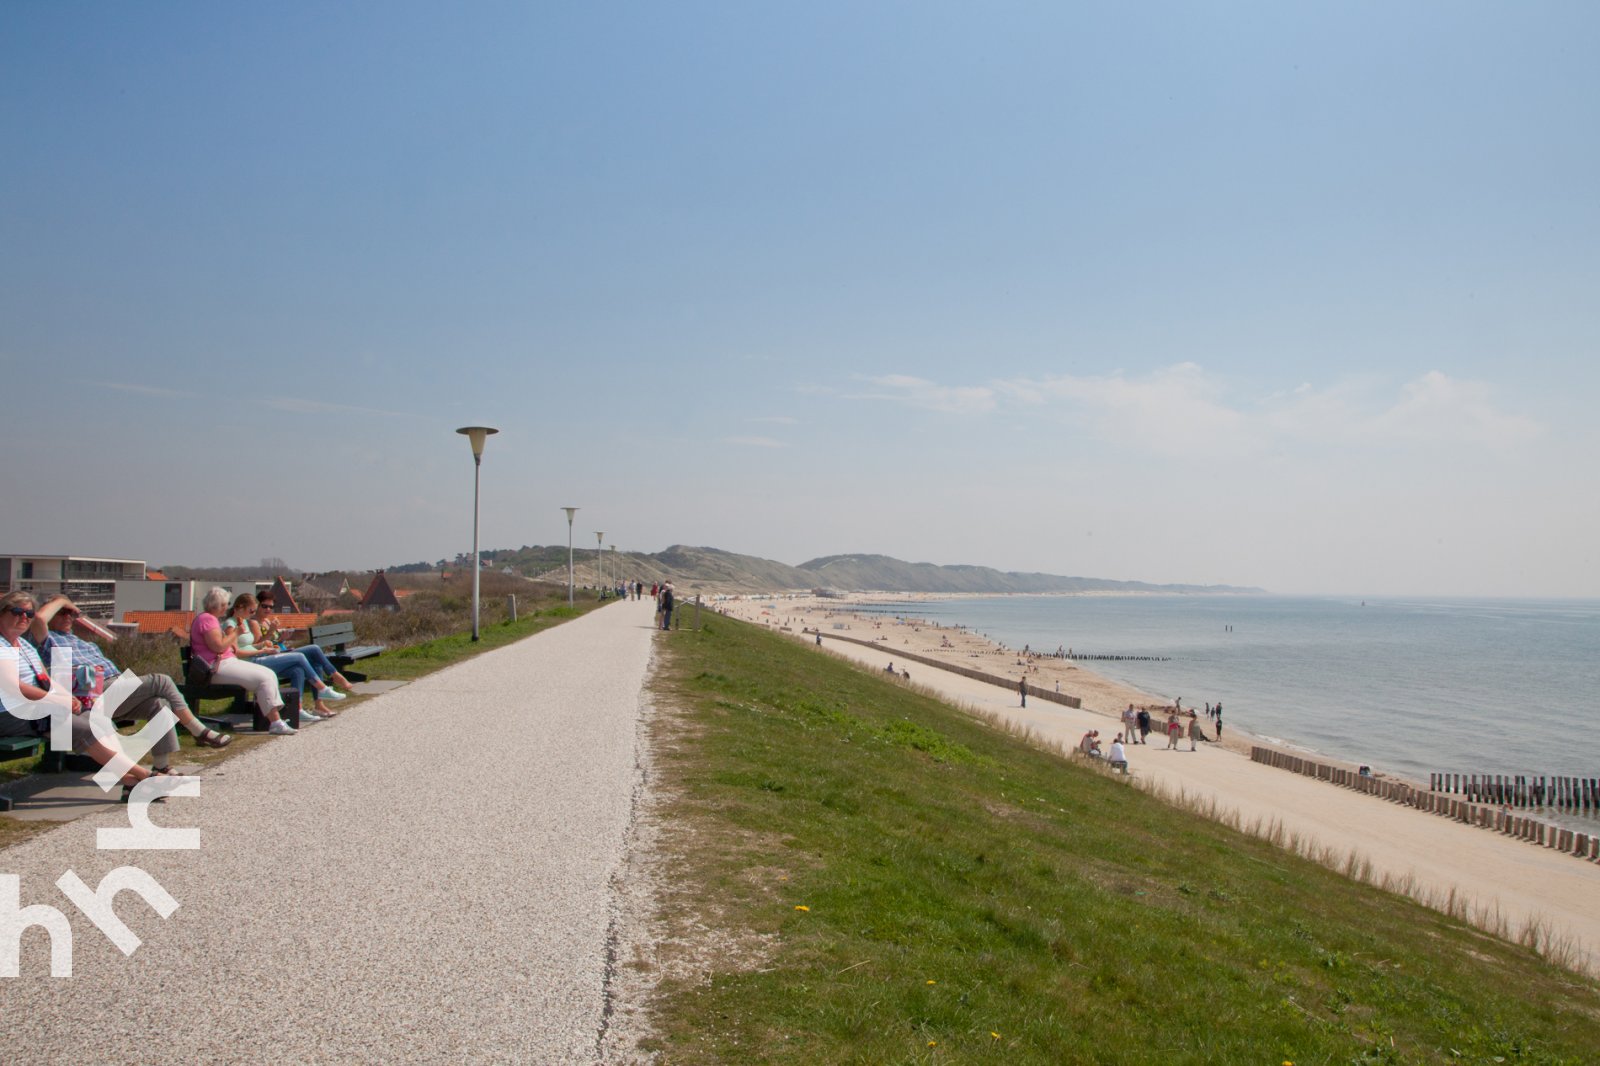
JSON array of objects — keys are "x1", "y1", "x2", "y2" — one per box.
[
  {"x1": 562, "y1": 507, "x2": 579, "y2": 605},
  {"x1": 595, "y1": 531, "x2": 605, "y2": 592},
  {"x1": 456, "y1": 425, "x2": 498, "y2": 641}
]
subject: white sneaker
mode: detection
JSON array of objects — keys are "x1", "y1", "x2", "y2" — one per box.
[
  {"x1": 319, "y1": 688, "x2": 347, "y2": 701},
  {"x1": 299, "y1": 710, "x2": 324, "y2": 723},
  {"x1": 267, "y1": 719, "x2": 296, "y2": 735}
]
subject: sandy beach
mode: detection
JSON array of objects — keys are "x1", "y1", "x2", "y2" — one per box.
[{"x1": 717, "y1": 592, "x2": 1600, "y2": 975}]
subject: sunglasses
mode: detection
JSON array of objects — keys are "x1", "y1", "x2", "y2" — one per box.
[{"x1": 4, "y1": 606, "x2": 37, "y2": 619}]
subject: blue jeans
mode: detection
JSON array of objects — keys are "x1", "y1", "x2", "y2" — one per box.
[
  {"x1": 252, "y1": 652, "x2": 322, "y2": 695},
  {"x1": 293, "y1": 644, "x2": 339, "y2": 681}
]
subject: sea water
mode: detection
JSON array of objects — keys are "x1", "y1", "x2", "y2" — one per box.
[{"x1": 855, "y1": 595, "x2": 1600, "y2": 827}]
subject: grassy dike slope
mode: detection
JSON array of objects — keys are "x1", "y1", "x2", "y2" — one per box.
[{"x1": 641, "y1": 616, "x2": 1600, "y2": 1064}]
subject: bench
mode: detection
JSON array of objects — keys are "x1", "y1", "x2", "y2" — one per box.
[
  {"x1": 0, "y1": 734, "x2": 43, "y2": 763},
  {"x1": 179, "y1": 646, "x2": 300, "y2": 732},
  {"x1": 307, "y1": 622, "x2": 385, "y2": 682}
]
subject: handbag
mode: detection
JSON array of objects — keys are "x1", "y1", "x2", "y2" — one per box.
[{"x1": 185, "y1": 649, "x2": 216, "y2": 687}]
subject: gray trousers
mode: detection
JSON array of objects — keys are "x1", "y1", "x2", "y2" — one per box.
[{"x1": 70, "y1": 672, "x2": 188, "y2": 756}]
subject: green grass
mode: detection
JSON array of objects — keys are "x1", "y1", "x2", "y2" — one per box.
[{"x1": 642, "y1": 616, "x2": 1600, "y2": 1064}]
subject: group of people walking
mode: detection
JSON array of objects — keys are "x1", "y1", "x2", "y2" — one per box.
[{"x1": 1118, "y1": 702, "x2": 1217, "y2": 750}]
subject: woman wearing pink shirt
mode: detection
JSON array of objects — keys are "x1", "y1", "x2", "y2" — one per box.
[{"x1": 190, "y1": 587, "x2": 295, "y2": 735}]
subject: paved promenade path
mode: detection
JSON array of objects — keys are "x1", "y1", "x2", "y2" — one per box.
[{"x1": 1, "y1": 598, "x2": 658, "y2": 1063}]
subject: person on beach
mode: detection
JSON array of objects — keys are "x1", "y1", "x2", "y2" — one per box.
[
  {"x1": 27, "y1": 595, "x2": 232, "y2": 769},
  {"x1": 1018, "y1": 676, "x2": 1027, "y2": 708},
  {"x1": 1187, "y1": 712, "x2": 1208, "y2": 751},
  {"x1": 1122, "y1": 704, "x2": 1138, "y2": 741},
  {"x1": 191, "y1": 587, "x2": 295, "y2": 735},
  {"x1": 1108, "y1": 734, "x2": 1128, "y2": 773},
  {"x1": 0, "y1": 590, "x2": 183, "y2": 801},
  {"x1": 1137, "y1": 708, "x2": 1151, "y2": 744},
  {"x1": 1166, "y1": 713, "x2": 1182, "y2": 749}
]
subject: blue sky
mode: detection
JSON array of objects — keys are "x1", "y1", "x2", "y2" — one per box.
[{"x1": 4, "y1": 2, "x2": 1597, "y2": 596}]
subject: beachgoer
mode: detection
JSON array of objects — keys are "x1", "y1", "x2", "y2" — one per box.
[
  {"x1": 1109, "y1": 734, "x2": 1128, "y2": 773},
  {"x1": 1215, "y1": 710, "x2": 1223, "y2": 738},
  {"x1": 659, "y1": 583, "x2": 675, "y2": 630},
  {"x1": 1019, "y1": 676, "x2": 1027, "y2": 708},
  {"x1": 257, "y1": 594, "x2": 356, "y2": 692},
  {"x1": 0, "y1": 591, "x2": 171, "y2": 798},
  {"x1": 1187, "y1": 712, "x2": 1206, "y2": 751},
  {"x1": 225, "y1": 594, "x2": 344, "y2": 720},
  {"x1": 191, "y1": 587, "x2": 295, "y2": 735},
  {"x1": 1122, "y1": 704, "x2": 1137, "y2": 741},
  {"x1": 1136, "y1": 708, "x2": 1151, "y2": 744},
  {"x1": 1166, "y1": 713, "x2": 1181, "y2": 749},
  {"x1": 28, "y1": 595, "x2": 232, "y2": 767}
]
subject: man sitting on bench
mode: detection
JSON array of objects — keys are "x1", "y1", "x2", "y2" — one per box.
[
  {"x1": 1, "y1": 591, "x2": 177, "y2": 799},
  {"x1": 30, "y1": 596, "x2": 233, "y2": 765},
  {"x1": 1108, "y1": 733, "x2": 1130, "y2": 774}
]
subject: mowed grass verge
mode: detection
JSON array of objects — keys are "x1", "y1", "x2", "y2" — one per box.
[{"x1": 641, "y1": 616, "x2": 1600, "y2": 1064}]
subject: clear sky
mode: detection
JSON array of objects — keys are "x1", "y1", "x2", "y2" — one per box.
[{"x1": 4, "y1": 2, "x2": 1597, "y2": 596}]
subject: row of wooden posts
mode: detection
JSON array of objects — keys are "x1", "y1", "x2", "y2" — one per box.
[
  {"x1": 1428, "y1": 772, "x2": 1600, "y2": 811},
  {"x1": 1250, "y1": 747, "x2": 1600, "y2": 865}
]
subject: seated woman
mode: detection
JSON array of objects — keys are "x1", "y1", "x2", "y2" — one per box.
[
  {"x1": 191, "y1": 587, "x2": 295, "y2": 735},
  {"x1": 223, "y1": 594, "x2": 345, "y2": 720},
  {"x1": 1, "y1": 590, "x2": 169, "y2": 798},
  {"x1": 254, "y1": 593, "x2": 356, "y2": 693}
]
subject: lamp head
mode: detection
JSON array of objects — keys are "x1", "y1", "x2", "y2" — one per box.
[
  {"x1": 455, "y1": 425, "x2": 499, "y2": 458},
  {"x1": 562, "y1": 507, "x2": 578, "y2": 522}
]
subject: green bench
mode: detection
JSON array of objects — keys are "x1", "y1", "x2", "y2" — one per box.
[{"x1": 307, "y1": 621, "x2": 385, "y2": 682}]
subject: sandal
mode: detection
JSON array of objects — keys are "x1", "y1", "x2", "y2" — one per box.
[
  {"x1": 121, "y1": 766, "x2": 173, "y2": 805},
  {"x1": 197, "y1": 728, "x2": 233, "y2": 749}
]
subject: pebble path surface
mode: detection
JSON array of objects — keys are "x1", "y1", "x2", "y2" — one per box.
[{"x1": 0, "y1": 597, "x2": 658, "y2": 1063}]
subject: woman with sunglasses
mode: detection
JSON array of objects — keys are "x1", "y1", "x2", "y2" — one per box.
[
  {"x1": 0, "y1": 590, "x2": 168, "y2": 795},
  {"x1": 223, "y1": 593, "x2": 345, "y2": 720},
  {"x1": 254, "y1": 594, "x2": 356, "y2": 695}
]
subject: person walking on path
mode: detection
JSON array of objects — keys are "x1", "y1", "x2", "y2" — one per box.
[
  {"x1": 1122, "y1": 704, "x2": 1138, "y2": 742},
  {"x1": 659, "y1": 581, "x2": 675, "y2": 630},
  {"x1": 1137, "y1": 708, "x2": 1151, "y2": 744},
  {"x1": 1166, "y1": 712, "x2": 1182, "y2": 749},
  {"x1": 1187, "y1": 712, "x2": 1206, "y2": 751},
  {"x1": 1018, "y1": 676, "x2": 1027, "y2": 708}
]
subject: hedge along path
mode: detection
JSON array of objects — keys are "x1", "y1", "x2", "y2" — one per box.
[{"x1": 0, "y1": 597, "x2": 658, "y2": 1064}]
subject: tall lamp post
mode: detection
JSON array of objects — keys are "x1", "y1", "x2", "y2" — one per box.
[
  {"x1": 595, "y1": 531, "x2": 605, "y2": 591},
  {"x1": 456, "y1": 425, "x2": 498, "y2": 641},
  {"x1": 562, "y1": 507, "x2": 579, "y2": 605}
]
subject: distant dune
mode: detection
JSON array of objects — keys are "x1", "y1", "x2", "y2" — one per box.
[{"x1": 467, "y1": 544, "x2": 1262, "y2": 595}]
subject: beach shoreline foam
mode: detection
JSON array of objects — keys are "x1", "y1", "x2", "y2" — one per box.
[{"x1": 716, "y1": 591, "x2": 1600, "y2": 975}]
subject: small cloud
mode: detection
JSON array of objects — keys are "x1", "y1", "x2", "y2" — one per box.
[
  {"x1": 849, "y1": 374, "x2": 997, "y2": 415},
  {"x1": 722, "y1": 435, "x2": 786, "y2": 448},
  {"x1": 95, "y1": 381, "x2": 193, "y2": 399}
]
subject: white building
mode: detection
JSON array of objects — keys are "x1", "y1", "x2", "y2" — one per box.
[{"x1": 0, "y1": 554, "x2": 147, "y2": 618}]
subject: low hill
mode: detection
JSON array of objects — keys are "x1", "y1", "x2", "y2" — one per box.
[{"x1": 483, "y1": 544, "x2": 1259, "y2": 595}]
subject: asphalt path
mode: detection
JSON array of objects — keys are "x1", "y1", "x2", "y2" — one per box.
[{"x1": 0, "y1": 598, "x2": 658, "y2": 1063}]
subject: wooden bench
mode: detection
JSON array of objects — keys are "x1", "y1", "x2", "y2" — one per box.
[
  {"x1": 179, "y1": 646, "x2": 300, "y2": 732},
  {"x1": 307, "y1": 622, "x2": 384, "y2": 682}
]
